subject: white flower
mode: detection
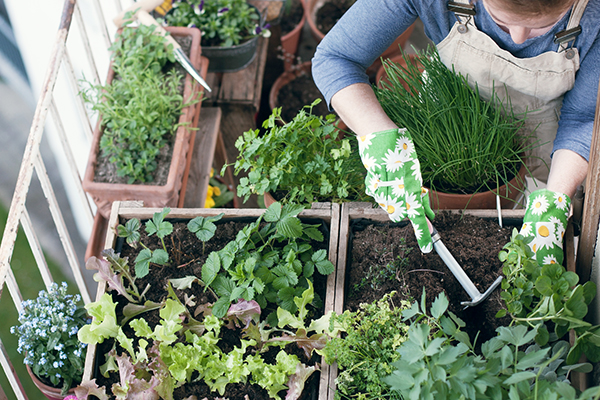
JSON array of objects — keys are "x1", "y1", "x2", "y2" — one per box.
[
  {"x1": 372, "y1": 191, "x2": 388, "y2": 209},
  {"x1": 358, "y1": 133, "x2": 374, "y2": 153},
  {"x1": 554, "y1": 223, "x2": 566, "y2": 247},
  {"x1": 554, "y1": 192, "x2": 569, "y2": 211},
  {"x1": 396, "y1": 135, "x2": 415, "y2": 158},
  {"x1": 405, "y1": 192, "x2": 422, "y2": 218},
  {"x1": 534, "y1": 222, "x2": 556, "y2": 251},
  {"x1": 366, "y1": 173, "x2": 382, "y2": 195},
  {"x1": 543, "y1": 254, "x2": 559, "y2": 265},
  {"x1": 383, "y1": 148, "x2": 405, "y2": 173},
  {"x1": 529, "y1": 194, "x2": 549, "y2": 216},
  {"x1": 548, "y1": 216, "x2": 562, "y2": 226},
  {"x1": 361, "y1": 154, "x2": 378, "y2": 171},
  {"x1": 410, "y1": 160, "x2": 422, "y2": 182},
  {"x1": 421, "y1": 242, "x2": 433, "y2": 253},
  {"x1": 412, "y1": 221, "x2": 423, "y2": 240},
  {"x1": 520, "y1": 223, "x2": 533, "y2": 237},
  {"x1": 385, "y1": 196, "x2": 407, "y2": 222},
  {"x1": 392, "y1": 177, "x2": 406, "y2": 197}
]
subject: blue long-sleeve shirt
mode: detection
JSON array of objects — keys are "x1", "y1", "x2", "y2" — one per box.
[{"x1": 312, "y1": 0, "x2": 600, "y2": 161}]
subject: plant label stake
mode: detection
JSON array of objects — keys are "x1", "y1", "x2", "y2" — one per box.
[
  {"x1": 430, "y1": 224, "x2": 503, "y2": 308},
  {"x1": 114, "y1": 1, "x2": 212, "y2": 92}
]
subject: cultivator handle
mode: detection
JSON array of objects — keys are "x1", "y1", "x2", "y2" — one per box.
[{"x1": 113, "y1": 0, "x2": 165, "y2": 27}]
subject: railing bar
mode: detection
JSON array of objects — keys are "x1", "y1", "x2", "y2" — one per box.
[
  {"x1": 0, "y1": 31, "x2": 68, "y2": 291},
  {"x1": 49, "y1": 97, "x2": 95, "y2": 226},
  {"x1": 91, "y1": 0, "x2": 113, "y2": 49},
  {"x1": 73, "y1": 2, "x2": 101, "y2": 85},
  {"x1": 6, "y1": 267, "x2": 24, "y2": 313},
  {"x1": 114, "y1": 0, "x2": 123, "y2": 14},
  {"x1": 19, "y1": 208, "x2": 54, "y2": 290},
  {"x1": 33, "y1": 153, "x2": 91, "y2": 304},
  {"x1": 62, "y1": 49, "x2": 94, "y2": 142},
  {"x1": 0, "y1": 338, "x2": 28, "y2": 400},
  {"x1": 0, "y1": 0, "x2": 77, "y2": 290}
]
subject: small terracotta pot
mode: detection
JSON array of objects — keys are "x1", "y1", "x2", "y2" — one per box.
[
  {"x1": 26, "y1": 365, "x2": 75, "y2": 400},
  {"x1": 280, "y1": 0, "x2": 307, "y2": 71},
  {"x1": 428, "y1": 163, "x2": 527, "y2": 210},
  {"x1": 82, "y1": 27, "x2": 207, "y2": 218},
  {"x1": 263, "y1": 191, "x2": 277, "y2": 208}
]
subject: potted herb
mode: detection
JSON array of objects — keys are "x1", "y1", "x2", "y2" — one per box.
[
  {"x1": 81, "y1": 21, "x2": 206, "y2": 218},
  {"x1": 374, "y1": 47, "x2": 533, "y2": 209},
  {"x1": 230, "y1": 100, "x2": 369, "y2": 206},
  {"x1": 77, "y1": 203, "x2": 339, "y2": 399},
  {"x1": 163, "y1": 0, "x2": 271, "y2": 72},
  {"x1": 10, "y1": 282, "x2": 88, "y2": 399}
]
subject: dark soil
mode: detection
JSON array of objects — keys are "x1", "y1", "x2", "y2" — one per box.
[
  {"x1": 280, "y1": 0, "x2": 304, "y2": 36},
  {"x1": 276, "y1": 72, "x2": 331, "y2": 123},
  {"x1": 93, "y1": 35, "x2": 194, "y2": 187},
  {"x1": 344, "y1": 211, "x2": 517, "y2": 347},
  {"x1": 92, "y1": 216, "x2": 330, "y2": 400},
  {"x1": 315, "y1": 0, "x2": 355, "y2": 35}
]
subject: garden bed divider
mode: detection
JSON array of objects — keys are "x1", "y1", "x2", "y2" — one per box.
[{"x1": 83, "y1": 200, "x2": 340, "y2": 400}]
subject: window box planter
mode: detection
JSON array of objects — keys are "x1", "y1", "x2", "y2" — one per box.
[
  {"x1": 82, "y1": 27, "x2": 207, "y2": 218},
  {"x1": 81, "y1": 201, "x2": 340, "y2": 400}
]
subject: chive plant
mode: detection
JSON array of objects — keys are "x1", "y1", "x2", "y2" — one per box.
[{"x1": 375, "y1": 47, "x2": 536, "y2": 195}]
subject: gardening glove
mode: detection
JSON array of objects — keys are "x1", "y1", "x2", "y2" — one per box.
[
  {"x1": 519, "y1": 189, "x2": 571, "y2": 266},
  {"x1": 358, "y1": 128, "x2": 435, "y2": 253}
]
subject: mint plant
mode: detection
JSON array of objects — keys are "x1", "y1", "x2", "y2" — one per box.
[
  {"x1": 200, "y1": 202, "x2": 335, "y2": 320},
  {"x1": 81, "y1": 22, "x2": 193, "y2": 184},
  {"x1": 230, "y1": 100, "x2": 369, "y2": 205}
]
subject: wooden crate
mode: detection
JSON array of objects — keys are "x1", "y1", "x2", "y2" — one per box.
[{"x1": 83, "y1": 200, "x2": 340, "y2": 400}]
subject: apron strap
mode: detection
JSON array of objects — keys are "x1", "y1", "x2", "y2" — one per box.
[{"x1": 554, "y1": 0, "x2": 589, "y2": 55}]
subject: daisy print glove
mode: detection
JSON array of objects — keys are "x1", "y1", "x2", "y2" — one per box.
[
  {"x1": 520, "y1": 189, "x2": 571, "y2": 266},
  {"x1": 358, "y1": 128, "x2": 435, "y2": 253}
]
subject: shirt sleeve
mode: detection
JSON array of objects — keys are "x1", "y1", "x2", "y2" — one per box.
[
  {"x1": 553, "y1": 37, "x2": 600, "y2": 162},
  {"x1": 311, "y1": 0, "x2": 418, "y2": 109}
]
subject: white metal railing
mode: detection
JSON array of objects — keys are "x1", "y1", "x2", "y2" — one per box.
[{"x1": 0, "y1": 0, "x2": 125, "y2": 398}]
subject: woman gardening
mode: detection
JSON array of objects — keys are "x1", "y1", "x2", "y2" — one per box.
[{"x1": 311, "y1": 0, "x2": 599, "y2": 268}]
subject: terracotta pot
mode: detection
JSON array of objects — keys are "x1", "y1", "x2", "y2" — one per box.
[
  {"x1": 26, "y1": 365, "x2": 75, "y2": 400},
  {"x1": 82, "y1": 27, "x2": 207, "y2": 219},
  {"x1": 269, "y1": 61, "x2": 348, "y2": 132},
  {"x1": 280, "y1": 0, "x2": 307, "y2": 71},
  {"x1": 428, "y1": 163, "x2": 528, "y2": 210},
  {"x1": 264, "y1": 191, "x2": 277, "y2": 208},
  {"x1": 375, "y1": 53, "x2": 423, "y2": 90}
]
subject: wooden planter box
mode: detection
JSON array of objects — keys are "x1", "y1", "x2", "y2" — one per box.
[
  {"x1": 82, "y1": 27, "x2": 207, "y2": 219},
  {"x1": 325, "y1": 202, "x2": 584, "y2": 399},
  {"x1": 83, "y1": 201, "x2": 340, "y2": 400}
]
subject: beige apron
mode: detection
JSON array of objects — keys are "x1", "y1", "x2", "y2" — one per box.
[{"x1": 437, "y1": 0, "x2": 588, "y2": 185}]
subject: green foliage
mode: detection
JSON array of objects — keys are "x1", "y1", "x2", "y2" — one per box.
[
  {"x1": 498, "y1": 229, "x2": 600, "y2": 364},
  {"x1": 384, "y1": 291, "x2": 598, "y2": 400},
  {"x1": 116, "y1": 208, "x2": 177, "y2": 278},
  {"x1": 164, "y1": 0, "x2": 265, "y2": 47},
  {"x1": 322, "y1": 292, "x2": 410, "y2": 400},
  {"x1": 81, "y1": 23, "x2": 192, "y2": 184},
  {"x1": 201, "y1": 202, "x2": 335, "y2": 319},
  {"x1": 374, "y1": 47, "x2": 534, "y2": 196},
  {"x1": 230, "y1": 100, "x2": 369, "y2": 205}
]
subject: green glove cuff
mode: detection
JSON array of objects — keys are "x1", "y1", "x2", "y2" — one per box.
[
  {"x1": 520, "y1": 189, "x2": 571, "y2": 266},
  {"x1": 359, "y1": 128, "x2": 434, "y2": 253}
]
